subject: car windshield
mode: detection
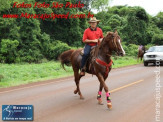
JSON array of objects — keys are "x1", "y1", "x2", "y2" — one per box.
[{"x1": 148, "y1": 46, "x2": 163, "y2": 52}]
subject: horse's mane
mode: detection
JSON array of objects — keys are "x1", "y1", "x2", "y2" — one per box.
[{"x1": 91, "y1": 32, "x2": 113, "y2": 58}]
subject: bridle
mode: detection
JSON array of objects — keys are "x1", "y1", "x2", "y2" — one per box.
[
  {"x1": 111, "y1": 34, "x2": 120, "y2": 55},
  {"x1": 97, "y1": 33, "x2": 121, "y2": 57}
]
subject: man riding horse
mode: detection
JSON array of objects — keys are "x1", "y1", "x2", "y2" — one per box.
[
  {"x1": 80, "y1": 17, "x2": 104, "y2": 76},
  {"x1": 137, "y1": 45, "x2": 146, "y2": 61},
  {"x1": 59, "y1": 17, "x2": 125, "y2": 109}
]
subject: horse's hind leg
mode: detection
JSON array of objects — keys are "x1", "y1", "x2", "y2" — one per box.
[
  {"x1": 141, "y1": 56, "x2": 143, "y2": 61},
  {"x1": 73, "y1": 71, "x2": 79, "y2": 94},
  {"x1": 137, "y1": 56, "x2": 139, "y2": 62},
  {"x1": 73, "y1": 69, "x2": 84, "y2": 99}
]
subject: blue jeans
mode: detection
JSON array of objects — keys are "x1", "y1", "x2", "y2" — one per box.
[{"x1": 80, "y1": 44, "x2": 92, "y2": 70}]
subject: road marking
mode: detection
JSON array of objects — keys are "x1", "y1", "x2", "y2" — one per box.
[
  {"x1": 110, "y1": 79, "x2": 144, "y2": 93},
  {"x1": 0, "y1": 79, "x2": 144, "y2": 95}
]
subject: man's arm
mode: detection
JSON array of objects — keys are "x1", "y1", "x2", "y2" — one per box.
[
  {"x1": 84, "y1": 38, "x2": 103, "y2": 44},
  {"x1": 83, "y1": 39, "x2": 98, "y2": 43},
  {"x1": 83, "y1": 29, "x2": 99, "y2": 44},
  {"x1": 83, "y1": 29, "x2": 103, "y2": 43}
]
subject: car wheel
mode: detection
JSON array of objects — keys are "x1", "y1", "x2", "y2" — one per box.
[{"x1": 144, "y1": 62, "x2": 148, "y2": 66}]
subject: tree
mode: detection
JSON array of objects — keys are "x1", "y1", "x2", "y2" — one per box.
[
  {"x1": 154, "y1": 12, "x2": 163, "y2": 30},
  {"x1": 121, "y1": 7, "x2": 149, "y2": 45},
  {"x1": 91, "y1": 0, "x2": 111, "y2": 11},
  {"x1": 152, "y1": 34, "x2": 163, "y2": 45}
]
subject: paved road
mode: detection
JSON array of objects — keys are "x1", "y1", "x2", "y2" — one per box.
[{"x1": 0, "y1": 64, "x2": 162, "y2": 122}]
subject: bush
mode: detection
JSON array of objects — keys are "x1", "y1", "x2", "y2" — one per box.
[
  {"x1": 146, "y1": 43, "x2": 155, "y2": 50},
  {"x1": 18, "y1": 50, "x2": 43, "y2": 63},
  {"x1": 125, "y1": 44, "x2": 138, "y2": 56},
  {"x1": 0, "y1": 39, "x2": 19, "y2": 63},
  {"x1": 48, "y1": 40, "x2": 71, "y2": 60}
]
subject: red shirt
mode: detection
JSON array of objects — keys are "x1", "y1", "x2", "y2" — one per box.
[{"x1": 83, "y1": 27, "x2": 104, "y2": 46}]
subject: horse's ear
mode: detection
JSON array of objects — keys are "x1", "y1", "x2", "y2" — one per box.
[
  {"x1": 106, "y1": 32, "x2": 109, "y2": 36},
  {"x1": 114, "y1": 29, "x2": 118, "y2": 34}
]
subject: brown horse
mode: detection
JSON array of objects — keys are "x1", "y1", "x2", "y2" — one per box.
[
  {"x1": 137, "y1": 46, "x2": 146, "y2": 62},
  {"x1": 59, "y1": 30, "x2": 125, "y2": 109}
]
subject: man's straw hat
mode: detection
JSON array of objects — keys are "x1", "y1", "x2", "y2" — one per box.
[{"x1": 88, "y1": 17, "x2": 100, "y2": 24}]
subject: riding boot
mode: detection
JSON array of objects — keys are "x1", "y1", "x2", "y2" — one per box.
[{"x1": 80, "y1": 68, "x2": 85, "y2": 76}]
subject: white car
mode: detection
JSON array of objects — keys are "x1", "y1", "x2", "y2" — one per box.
[{"x1": 143, "y1": 46, "x2": 163, "y2": 66}]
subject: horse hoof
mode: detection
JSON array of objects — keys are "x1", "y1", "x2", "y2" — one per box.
[
  {"x1": 80, "y1": 96, "x2": 84, "y2": 100},
  {"x1": 107, "y1": 103, "x2": 112, "y2": 109},
  {"x1": 98, "y1": 99, "x2": 103, "y2": 105},
  {"x1": 74, "y1": 90, "x2": 78, "y2": 94}
]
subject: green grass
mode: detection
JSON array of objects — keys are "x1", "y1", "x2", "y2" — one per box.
[
  {"x1": 112, "y1": 56, "x2": 142, "y2": 68},
  {"x1": 0, "y1": 61, "x2": 73, "y2": 88},
  {"x1": 0, "y1": 56, "x2": 142, "y2": 88}
]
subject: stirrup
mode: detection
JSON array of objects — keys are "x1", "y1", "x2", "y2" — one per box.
[{"x1": 80, "y1": 71, "x2": 85, "y2": 76}]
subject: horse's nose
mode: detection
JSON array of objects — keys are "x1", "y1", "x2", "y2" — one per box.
[{"x1": 120, "y1": 52, "x2": 124, "y2": 56}]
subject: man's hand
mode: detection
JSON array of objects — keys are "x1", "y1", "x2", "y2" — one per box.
[{"x1": 99, "y1": 38, "x2": 103, "y2": 42}]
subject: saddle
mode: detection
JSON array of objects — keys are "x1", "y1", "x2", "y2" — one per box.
[
  {"x1": 80, "y1": 44, "x2": 113, "y2": 77},
  {"x1": 80, "y1": 45, "x2": 98, "y2": 74},
  {"x1": 80, "y1": 45, "x2": 97, "y2": 56}
]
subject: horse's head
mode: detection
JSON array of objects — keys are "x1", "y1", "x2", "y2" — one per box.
[{"x1": 103, "y1": 30, "x2": 125, "y2": 56}]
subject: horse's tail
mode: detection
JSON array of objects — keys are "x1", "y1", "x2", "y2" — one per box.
[{"x1": 58, "y1": 49, "x2": 75, "y2": 70}]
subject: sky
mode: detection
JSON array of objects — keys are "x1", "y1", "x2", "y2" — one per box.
[{"x1": 110, "y1": 0, "x2": 163, "y2": 16}]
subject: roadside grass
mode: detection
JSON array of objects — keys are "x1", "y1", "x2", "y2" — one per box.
[
  {"x1": 0, "y1": 56, "x2": 142, "y2": 88},
  {"x1": 112, "y1": 56, "x2": 142, "y2": 68}
]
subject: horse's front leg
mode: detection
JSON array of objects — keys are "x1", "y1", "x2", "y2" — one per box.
[
  {"x1": 97, "y1": 83, "x2": 103, "y2": 105},
  {"x1": 97, "y1": 73, "x2": 112, "y2": 109}
]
